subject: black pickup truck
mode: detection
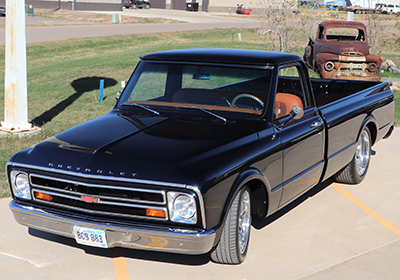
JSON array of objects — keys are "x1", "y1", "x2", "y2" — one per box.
[{"x1": 8, "y1": 49, "x2": 394, "y2": 264}]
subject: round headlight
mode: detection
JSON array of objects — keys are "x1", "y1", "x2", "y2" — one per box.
[
  {"x1": 324, "y1": 61, "x2": 335, "y2": 72},
  {"x1": 10, "y1": 171, "x2": 31, "y2": 200},
  {"x1": 15, "y1": 173, "x2": 30, "y2": 194},
  {"x1": 369, "y1": 63, "x2": 377, "y2": 71},
  {"x1": 174, "y1": 195, "x2": 196, "y2": 219}
]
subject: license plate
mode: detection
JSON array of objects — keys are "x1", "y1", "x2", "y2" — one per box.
[{"x1": 73, "y1": 226, "x2": 108, "y2": 248}]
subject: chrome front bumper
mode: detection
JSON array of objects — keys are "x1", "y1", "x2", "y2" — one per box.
[{"x1": 9, "y1": 200, "x2": 216, "y2": 255}]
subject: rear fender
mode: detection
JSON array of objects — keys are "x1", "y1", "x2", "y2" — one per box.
[{"x1": 360, "y1": 116, "x2": 377, "y2": 145}]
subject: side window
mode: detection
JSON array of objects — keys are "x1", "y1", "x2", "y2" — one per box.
[
  {"x1": 357, "y1": 29, "x2": 365, "y2": 41},
  {"x1": 275, "y1": 66, "x2": 306, "y2": 119},
  {"x1": 317, "y1": 26, "x2": 324, "y2": 40}
]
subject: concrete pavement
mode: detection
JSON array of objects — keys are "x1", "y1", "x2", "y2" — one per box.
[
  {"x1": 0, "y1": 128, "x2": 399, "y2": 279},
  {"x1": 101, "y1": 8, "x2": 251, "y2": 24},
  {"x1": 0, "y1": 8, "x2": 399, "y2": 279},
  {"x1": 0, "y1": 9, "x2": 261, "y2": 45}
]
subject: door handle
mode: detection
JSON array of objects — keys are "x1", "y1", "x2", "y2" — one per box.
[{"x1": 311, "y1": 121, "x2": 323, "y2": 128}]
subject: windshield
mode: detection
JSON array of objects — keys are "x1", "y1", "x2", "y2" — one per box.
[
  {"x1": 118, "y1": 61, "x2": 272, "y2": 119},
  {"x1": 326, "y1": 27, "x2": 365, "y2": 42}
]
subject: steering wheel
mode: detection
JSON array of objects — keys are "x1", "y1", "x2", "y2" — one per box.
[{"x1": 231, "y1": 94, "x2": 265, "y2": 111}]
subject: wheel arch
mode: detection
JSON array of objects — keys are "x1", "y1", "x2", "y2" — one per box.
[
  {"x1": 210, "y1": 169, "x2": 270, "y2": 254},
  {"x1": 361, "y1": 116, "x2": 377, "y2": 145},
  {"x1": 335, "y1": 119, "x2": 374, "y2": 184},
  {"x1": 221, "y1": 169, "x2": 270, "y2": 228},
  {"x1": 247, "y1": 179, "x2": 269, "y2": 219}
]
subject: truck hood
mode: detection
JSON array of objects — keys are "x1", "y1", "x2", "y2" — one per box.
[
  {"x1": 321, "y1": 41, "x2": 370, "y2": 56},
  {"x1": 13, "y1": 112, "x2": 259, "y2": 184}
]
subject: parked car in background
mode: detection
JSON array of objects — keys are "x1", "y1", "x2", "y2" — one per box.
[
  {"x1": 304, "y1": 21, "x2": 382, "y2": 81},
  {"x1": 0, "y1": 6, "x2": 6, "y2": 16},
  {"x1": 123, "y1": 0, "x2": 151, "y2": 9},
  {"x1": 381, "y1": 3, "x2": 400, "y2": 13}
]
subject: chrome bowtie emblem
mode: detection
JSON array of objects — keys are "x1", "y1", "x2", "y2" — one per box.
[{"x1": 80, "y1": 195, "x2": 99, "y2": 203}]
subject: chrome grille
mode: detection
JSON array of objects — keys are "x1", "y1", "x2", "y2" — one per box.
[
  {"x1": 342, "y1": 52, "x2": 363, "y2": 56},
  {"x1": 29, "y1": 174, "x2": 167, "y2": 221}
]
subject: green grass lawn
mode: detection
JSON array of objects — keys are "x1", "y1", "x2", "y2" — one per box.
[{"x1": 0, "y1": 27, "x2": 399, "y2": 197}]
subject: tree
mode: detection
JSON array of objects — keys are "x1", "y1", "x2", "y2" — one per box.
[
  {"x1": 366, "y1": 12, "x2": 384, "y2": 55},
  {"x1": 258, "y1": 0, "x2": 298, "y2": 52}
]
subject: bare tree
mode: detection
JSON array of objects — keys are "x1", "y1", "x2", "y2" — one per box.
[
  {"x1": 258, "y1": 0, "x2": 298, "y2": 52},
  {"x1": 366, "y1": 12, "x2": 384, "y2": 55},
  {"x1": 395, "y1": 21, "x2": 400, "y2": 50},
  {"x1": 298, "y1": 11, "x2": 319, "y2": 41}
]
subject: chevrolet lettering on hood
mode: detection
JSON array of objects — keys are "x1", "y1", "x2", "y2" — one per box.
[
  {"x1": 7, "y1": 49, "x2": 394, "y2": 265},
  {"x1": 47, "y1": 162, "x2": 137, "y2": 178}
]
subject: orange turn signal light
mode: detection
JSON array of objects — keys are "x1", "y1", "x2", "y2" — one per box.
[
  {"x1": 146, "y1": 208, "x2": 166, "y2": 219},
  {"x1": 34, "y1": 191, "x2": 52, "y2": 202}
]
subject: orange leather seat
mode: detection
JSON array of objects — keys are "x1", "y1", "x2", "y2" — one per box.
[{"x1": 274, "y1": 93, "x2": 304, "y2": 118}]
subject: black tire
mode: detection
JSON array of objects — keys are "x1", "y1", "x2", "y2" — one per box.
[
  {"x1": 335, "y1": 127, "x2": 371, "y2": 184},
  {"x1": 210, "y1": 186, "x2": 251, "y2": 264}
]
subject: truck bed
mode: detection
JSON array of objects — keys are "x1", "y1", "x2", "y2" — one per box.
[
  {"x1": 310, "y1": 78, "x2": 394, "y2": 180},
  {"x1": 310, "y1": 78, "x2": 387, "y2": 107}
]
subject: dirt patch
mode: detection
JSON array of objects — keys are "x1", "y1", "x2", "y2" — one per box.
[{"x1": 34, "y1": 8, "x2": 182, "y2": 24}]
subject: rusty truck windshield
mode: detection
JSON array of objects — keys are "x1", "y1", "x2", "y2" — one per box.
[{"x1": 326, "y1": 27, "x2": 365, "y2": 41}]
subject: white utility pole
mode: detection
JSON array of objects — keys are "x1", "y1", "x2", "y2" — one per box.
[{"x1": 1, "y1": 0, "x2": 36, "y2": 134}]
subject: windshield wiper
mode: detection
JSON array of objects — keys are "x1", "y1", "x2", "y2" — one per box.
[
  {"x1": 122, "y1": 102, "x2": 160, "y2": 116},
  {"x1": 176, "y1": 105, "x2": 226, "y2": 124}
]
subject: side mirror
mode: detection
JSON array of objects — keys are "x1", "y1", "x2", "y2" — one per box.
[
  {"x1": 116, "y1": 91, "x2": 122, "y2": 100},
  {"x1": 277, "y1": 106, "x2": 304, "y2": 130},
  {"x1": 290, "y1": 105, "x2": 304, "y2": 120}
]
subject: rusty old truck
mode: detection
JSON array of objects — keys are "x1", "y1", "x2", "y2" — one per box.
[{"x1": 303, "y1": 20, "x2": 382, "y2": 81}]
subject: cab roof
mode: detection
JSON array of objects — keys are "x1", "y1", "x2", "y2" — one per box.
[
  {"x1": 140, "y1": 48, "x2": 302, "y2": 67},
  {"x1": 319, "y1": 20, "x2": 367, "y2": 31}
]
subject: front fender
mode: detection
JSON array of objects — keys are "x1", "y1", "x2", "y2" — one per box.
[
  {"x1": 207, "y1": 168, "x2": 274, "y2": 243},
  {"x1": 315, "y1": 53, "x2": 340, "y2": 78},
  {"x1": 228, "y1": 168, "x2": 270, "y2": 217}
]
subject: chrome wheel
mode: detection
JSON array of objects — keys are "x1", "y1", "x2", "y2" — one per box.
[
  {"x1": 335, "y1": 126, "x2": 372, "y2": 184},
  {"x1": 238, "y1": 189, "x2": 251, "y2": 254},
  {"x1": 210, "y1": 186, "x2": 252, "y2": 264},
  {"x1": 355, "y1": 129, "x2": 370, "y2": 176}
]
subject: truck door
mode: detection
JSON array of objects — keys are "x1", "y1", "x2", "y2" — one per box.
[
  {"x1": 311, "y1": 25, "x2": 325, "y2": 70},
  {"x1": 313, "y1": 25, "x2": 324, "y2": 64},
  {"x1": 273, "y1": 64, "x2": 325, "y2": 207}
]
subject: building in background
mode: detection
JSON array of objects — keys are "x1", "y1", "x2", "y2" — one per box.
[{"x1": 0, "y1": 0, "x2": 255, "y2": 12}]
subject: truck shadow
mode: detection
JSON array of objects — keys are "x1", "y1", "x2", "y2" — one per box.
[
  {"x1": 31, "y1": 76, "x2": 117, "y2": 126},
  {"x1": 252, "y1": 177, "x2": 336, "y2": 230},
  {"x1": 28, "y1": 228, "x2": 210, "y2": 265}
]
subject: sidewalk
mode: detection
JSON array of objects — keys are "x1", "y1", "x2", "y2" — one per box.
[
  {"x1": 0, "y1": 9, "x2": 261, "y2": 45},
  {"x1": 0, "y1": 128, "x2": 399, "y2": 279}
]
